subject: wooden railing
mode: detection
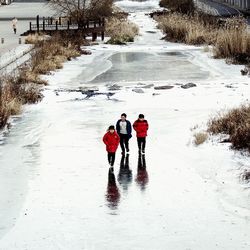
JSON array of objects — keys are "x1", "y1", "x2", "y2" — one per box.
[{"x1": 26, "y1": 15, "x2": 105, "y2": 41}]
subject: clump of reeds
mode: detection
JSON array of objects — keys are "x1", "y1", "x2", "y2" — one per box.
[
  {"x1": 213, "y1": 17, "x2": 250, "y2": 64},
  {"x1": 193, "y1": 132, "x2": 208, "y2": 145},
  {"x1": 156, "y1": 12, "x2": 217, "y2": 45},
  {"x1": 208, "y1": 104, "x2": 250, "y2": 151},
  {"x1": 156, "y1": 13, "x2": 250, "y2": 65},
  {"x1": 106, "y1": 17, "x2": 139, "y2": 44}
]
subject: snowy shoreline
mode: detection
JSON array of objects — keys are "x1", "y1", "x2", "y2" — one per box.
[{"x1": 0, "y1": 1, "x2": 250, "y2": 249}]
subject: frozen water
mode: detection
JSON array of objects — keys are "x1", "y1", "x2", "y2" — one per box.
[
  {"x1": 90, "y1": 51, "x2": 210, "y2": 83},
  {"x1": 0, "y1": 0, "x2": 250, "y2": 249}
]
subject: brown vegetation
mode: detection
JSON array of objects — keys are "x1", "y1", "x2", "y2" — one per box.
[
  {"x1": 194, "y1": 132, "x2": 208, "y2": 145},
  {"x1": 49, "y1": 0, "x2": 113, "y2": 24},
  {"x1": 0, "y1": 33, "x2": 88, "y2": 129},
  {"x1": 106, "y1": 17, "x2": 139, "y2": 44},
  {"x1": 159, "y1": 0, "x2": 195, "y2": 14},
  {"x1": 208, "y1": 104, "x2": 250, "y2": 151},
  {"x1": 213, "y1": 18, "x2": 250, "y2": 64},
  {"x1": 156, "y1": 12, "x2": 218, "y2": 45},
  {"x1": 156, "y1": 13, "x2": 250, "y2": 65},
  {"x1": 0, "y1": 77, "x2": 43, "y2": 128}
]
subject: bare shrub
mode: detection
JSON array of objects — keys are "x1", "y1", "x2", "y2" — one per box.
[
  {"x1": 49, "y1": 0, "x2": 113, "y2": 25},
  {"x1": 106, "y1": 17, "x2": 139, "y2": 44},
  {"x1": 159, "y1": 0, "x2": 195, "y2": 14},
  {"x1": 194, "y1": 132, "x2": 208, "y2": 145},
  {"x1": 30, "y1": 34, "x2": 81, "y2": 75},
  {"x1": 241, "y1": 170, "x2": 250, "y2": 182},
  {"x1": 18, "y1": 84, "x2": 44, "y2": 104},
  {"x1": 0, "y1": 80, "x2": 22, "y2": 128},
  {"x1": 208, "y1": 104, "x2": 250, "y2": 151},
  {"x1": 25, "y1": 34, "x2": 47, "y2": 44},
  {"x1": 18, "y1": 69, "x2": 48, "y2": 85}
]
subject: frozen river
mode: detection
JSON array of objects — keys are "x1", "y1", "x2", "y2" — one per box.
[{"x1": 0, "y1": 0, "x2": 250, "y2": 249}]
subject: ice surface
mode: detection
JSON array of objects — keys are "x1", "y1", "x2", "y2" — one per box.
[{"x1": 0, "y1": 0, "x2": 250, "y2": 249}]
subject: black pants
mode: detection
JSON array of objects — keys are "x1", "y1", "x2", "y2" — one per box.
[
  {"x1": 137, "y1": 137, "x2": 146, "y2": 152},
  {"x1": 119, "y1": 134, "x2": 129, "y2": 152},
  {"x1": 108, "y1": 152, "x2": 116, "y2": 166}
]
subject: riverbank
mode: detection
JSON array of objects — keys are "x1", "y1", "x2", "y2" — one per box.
[{"x1": 0, "y1": 1, "x2": 250, "y2": 249}]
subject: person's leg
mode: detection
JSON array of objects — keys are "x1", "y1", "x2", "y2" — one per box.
[
  {"x1": 110, "y1": 152, "x2": 116, "y2": 166},
  {"x1": 120, "y1": 134, "x2": 125, "y2": 153},
  {"x1": 137, "y1": 137, "x2": 142, "y2": 153},
  {"x1": 108, "y1": 152, "x2": 112, "y2": 165},
  {"x1": 142, "y1": 138, "x2": 146, "y2": 153},
  {"x1": 124, "y1": 135, "x2": 129, "y2": 152}
]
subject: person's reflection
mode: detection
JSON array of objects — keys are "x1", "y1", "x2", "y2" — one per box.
[
  {"x1": 118, "y1": 154, "x2": 132, "y2": 190},
  {"x1": 135, "y1": 154, "x2": 149, "y2": 191},
  {"x1": 106, "y1": 168, "x2": 120, "y2": 209}
]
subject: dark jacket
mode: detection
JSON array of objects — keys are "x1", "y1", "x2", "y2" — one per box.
[
  {"x1": 103, "y1": 131, "x2": 120, "y2": 153},
  {"x1": 116, "y1": 119, "x2": 132, "y2": 138},
  {"x1": 133, "y1": 119, "x2": 149, "y2": 137}
]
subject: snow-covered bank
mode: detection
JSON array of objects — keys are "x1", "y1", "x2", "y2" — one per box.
[
  {"x1": 0, "y1": 44, "x2": 33, "y2": 73},
  {"x1": 0, "y1": 0, "x2": 250, "y2": 249}
]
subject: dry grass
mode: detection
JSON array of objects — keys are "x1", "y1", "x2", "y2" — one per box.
[
  {"x1": 25, "y1": 34, "x2": 48, "y2": 44},
  {"x1": 0, "y1": 81, "x2": 22, "y2": 128},
  {"x1": 213, "y1": 18, "x2": 250, "y2": 64},
  {"x1": 208, "y1": 104, "x2": 250, "y2": 151},
  {"x1": 156, "y1": 13, "x2": 250, "y2": 64},
  {"x1": 156, "y1": 13, "x2": 217, "y2": 45},
  {"x1": 106, "y1": 17, "x2": 139, "y2": 44},
  {"x1": 193, "y1": 132, "x2": 208, "y2": 145},
  {"x1": 0, "y1": 33, "x2": 86, "y2": 129}
]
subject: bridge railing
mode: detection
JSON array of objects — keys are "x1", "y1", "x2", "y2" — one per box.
[{"x1": 27, "y1": 15, "x2": 105, "y2": 41}]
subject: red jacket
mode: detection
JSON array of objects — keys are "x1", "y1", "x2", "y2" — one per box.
[
  {"x1": 133, "y1": 119, "x2": 149, "y2": 137},
  {"x1": 103, "y1": 131, "x2": 120, "y2": 153}
]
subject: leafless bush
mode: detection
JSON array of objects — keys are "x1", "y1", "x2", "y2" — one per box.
[
  {"x1": 159, "y1": 0, "x2": 195, "y2": 14},
  {"x1": 106, "y1": 17, "x2": 139, "y2": 44},
  {"x1": 208, "y1": 104, "x2": 250, "y2": 151}
]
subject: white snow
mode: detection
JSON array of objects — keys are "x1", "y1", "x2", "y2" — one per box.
[{"x1": 0, "y1": 0, "x2": 250, "y2": 249}]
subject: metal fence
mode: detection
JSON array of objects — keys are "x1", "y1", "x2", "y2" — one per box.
[{"x1": 214, "y1": 0, "x2": 250, "y2": 11}]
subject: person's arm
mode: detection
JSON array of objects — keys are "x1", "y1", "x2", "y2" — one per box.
[
  {"x1": 115, "y1": 132, "x2": 120, "y2": 149},
  {"x1": 133, "y1": 121, "x2": 137, "y2": 131},
  {"x1": 116, "y1": 120, "x2": 120, "y2": 134},
  {"x1": 127, "y1": 121, "x2": 132, "y2": 135},
  {"x1": 103, "y1": 133, "x2": 108, "y2": 145},
  {"x1": 145, "y1": 120, "x2": 149, "y2": 131}
]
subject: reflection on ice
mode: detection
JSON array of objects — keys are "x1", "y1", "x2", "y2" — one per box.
[
  {"x1": 135, "y1": 154, "x2": 149, "y2": 191},
  {"x1": 118, "y1": 154, "x2": 133, "y2": 190},
  {"x1": 106, "y1": 168, "x2": 120, "y2": 210}
]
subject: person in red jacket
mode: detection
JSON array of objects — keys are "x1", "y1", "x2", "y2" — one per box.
[
  {"x1": 103, "y1": 125, "x2": 120, "y2": 170},
  {"x1": 133, "y1": 114, "x2": 149, "y2": 154}
]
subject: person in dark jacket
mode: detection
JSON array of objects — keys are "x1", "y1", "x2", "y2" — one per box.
[
  {"x1": 133, "y1": 114, "x2": 149, "y2": 154},
  {"x1": 116, "y1": 113, "x2": 132, "y2": 154},
  {"x1": 103, "y1": 125, "x2": 120, "y2": 171}
]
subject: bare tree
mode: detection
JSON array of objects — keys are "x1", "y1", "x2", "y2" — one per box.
[{"x1": 49, "y1": 0, "x2": 113, "y2": 24}]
